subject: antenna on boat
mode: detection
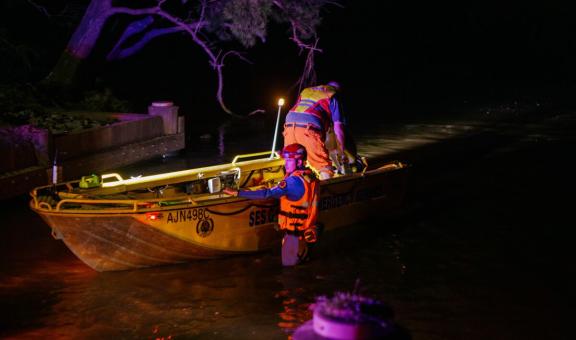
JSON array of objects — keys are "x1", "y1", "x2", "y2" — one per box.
[
  {"x1": 50, "y1": 149, "x2": 59, "y2": 198},
  {"x1": 270, "y1": 98, "x2": 285, "y2": 159},
  {"x1": 51, "y1": 149, "x2": 59, "y2": 185}
]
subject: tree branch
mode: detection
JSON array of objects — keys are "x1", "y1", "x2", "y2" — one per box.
[
  {"x1": 155, "y1": 8, "x2": 246, "y2": 117},
  {"x1": 272, "y1": 1, "x2": 324, "y2": 91},
  {"x1": 296, "y1": 38, "x2": 319, "y2": 92},
  {"x1": 107, "y1": 15, "x2": 154, "y2": 60},
  {"x1": 107, "y1": 26, "x2": 186, "y2": 61},
  {"x1": 26, "y1": 0, "x2": 49, "y2": 16},
  {"x1": 110, "y1": 7, "x2": 159, "y2": 16}
]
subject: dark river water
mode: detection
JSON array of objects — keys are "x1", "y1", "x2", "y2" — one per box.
[{"x1": 1, "y1": 109, "x2": 574, "y2": 339}]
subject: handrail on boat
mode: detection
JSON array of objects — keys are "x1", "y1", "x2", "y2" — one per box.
[
  {"x1": 38, "y1": 201, "x2": 52, "y2": 210},
  {"x1": 56, "y1": 199, "x2": 141, "y2": 212},
  {"x1": 232, "y1": 151, "x2": 279, "y2": 165},
  {"x1": 48, "y1": 195, "x2": 201, "y2": 213},
  {"x1": 92, "y1": 152, "x2": 283, "y2": 193},
  {"x1": 30, "y1": 180, "x2": 80, "y2": 210},
  {"x1": 101, "y1": 173, "x2": 124, "y2": 183},
  {"x1": 30, "y1": 181, "x2": 77, "y2": 198}
]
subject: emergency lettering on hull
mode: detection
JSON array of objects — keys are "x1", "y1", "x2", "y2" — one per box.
[{"x1": 319, "y1": 193, "x2": 353, "y2": 211}]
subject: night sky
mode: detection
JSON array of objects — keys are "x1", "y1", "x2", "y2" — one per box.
[
  {"x1": 2, "y1": 2, "x2": 576, "y2": 121},
  {"x1": 317, "y1": 3, "x2": 576, "y2": 120}
]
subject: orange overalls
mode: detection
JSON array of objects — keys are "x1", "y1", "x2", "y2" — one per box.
[{"x1": 283, "y1": 85, "x2": 337, "y2": 178}]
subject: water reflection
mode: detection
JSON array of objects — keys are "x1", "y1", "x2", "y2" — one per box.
[
  {"x1": 275, "y1": 287, "x2": 310, "y2": 332},
  {"x1": 5, "y1": 253, "x2": 291, "y2": 338},
  {"x1": 218, "y1": 121, "x2": 231, "y2": 157}
]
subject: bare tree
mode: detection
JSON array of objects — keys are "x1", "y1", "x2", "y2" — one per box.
[{"x1": 43, "y1": 0, "x2": 338, "y2": 116}]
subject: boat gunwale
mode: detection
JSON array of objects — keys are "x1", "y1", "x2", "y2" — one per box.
[
  {"x1": 30, "y1": 157, "x2": 408, "y2": 215},
  {"x1": 29, "y1": 153, "x2": 284, "y2": 212}
]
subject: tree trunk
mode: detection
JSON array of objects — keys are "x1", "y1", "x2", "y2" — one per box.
[{"x1": 44, "y1": 0, "x2": 113, "y2": 87}]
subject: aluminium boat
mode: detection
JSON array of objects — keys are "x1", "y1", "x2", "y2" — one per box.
[{"x1": 29, "y1": 151, "x2": 408, "y2": 271}]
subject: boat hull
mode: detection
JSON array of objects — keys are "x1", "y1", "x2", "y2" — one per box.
[
  {"x1": 37, "y1": 199, "x2": 281, "y2": 271},
  {"x1": 32, "y1": 160, "x2": 408, "y2": 271},
  {"x1": 317, "y1": 164, "x2": 407, "y2": 231}
]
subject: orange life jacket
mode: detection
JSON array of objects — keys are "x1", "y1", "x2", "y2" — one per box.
[
  {"x1": 278, "y1": 170, "x2": 319, "y2": 233},
  {"x1": 289, "y1": 85, "x2": 337, "y2": 130}
]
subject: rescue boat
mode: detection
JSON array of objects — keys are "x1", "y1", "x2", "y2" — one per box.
[{"x1": 29, "y1": 151, "x2": 408, "y2": 272}]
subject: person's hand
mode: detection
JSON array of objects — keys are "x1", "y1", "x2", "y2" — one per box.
[{"x1": 222, "y1": 187, "x2": 238, "y2": 196}]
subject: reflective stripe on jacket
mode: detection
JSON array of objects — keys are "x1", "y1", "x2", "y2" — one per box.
[
  {"x1": 278, "y1": 170, "x2": 319, "y2": 233},
  {"x1": 288, "y1": 85, "x2": 337, "y2": 130}
]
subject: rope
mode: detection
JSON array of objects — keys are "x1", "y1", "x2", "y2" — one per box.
[
  {"x1": 240, "y1": 170, "x2": 255, "y2": 188},
  {"x1": 206, "y1": 203, "x2": 277, "y2": 216}
]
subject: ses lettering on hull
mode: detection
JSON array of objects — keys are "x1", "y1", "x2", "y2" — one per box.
[{"x1": 249, "y1": 207, "x2": 278, "y2": 227}]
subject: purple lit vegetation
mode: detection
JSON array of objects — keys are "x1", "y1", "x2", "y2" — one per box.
[{"x1": 312, "y1": 292, "x2": 394, "y2": 324}]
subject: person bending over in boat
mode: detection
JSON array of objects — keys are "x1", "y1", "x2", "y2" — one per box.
[
  {"x1": 283, "y1": 81, "x2": 364, "y2": 179},
  {"x1": 223, "y1": 143, "x2": 320, "y2": 266}
]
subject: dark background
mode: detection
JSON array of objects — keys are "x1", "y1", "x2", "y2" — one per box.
[
  {"x1": 2, "y1": 2, "x2": 576, "y2": 121},
  {"x1": 318, "y1": 3, "x2": 576, "y2": 120},
  {"x1": 1, "y1": 4, "x2": 575, "y2": 339}
]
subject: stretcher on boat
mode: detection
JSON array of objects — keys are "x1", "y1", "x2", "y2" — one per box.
[{"x1": 29, "y1": 151, "x2": 408, "y2": 271}]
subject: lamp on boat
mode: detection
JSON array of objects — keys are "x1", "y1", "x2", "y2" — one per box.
[{"x1": 270, "y1": 98, "x2": 285, "y2": 159}]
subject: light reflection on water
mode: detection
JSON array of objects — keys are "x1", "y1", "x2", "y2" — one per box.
[
  {"x1": 3, "y1": 232, "x2": 398, "y2": 339},
  {"x1": 1, "y1": 114, "x2": 574, "y2": 339},
  {"x1": 118, "y1": 116, "x2": 487, "y2": 177}
]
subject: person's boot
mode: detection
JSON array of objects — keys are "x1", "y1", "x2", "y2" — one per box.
[
  {"x1": 297, "y1": 238, "x2": 310, "y2": 263},
  {"x1": 282, "y1": 233, "x2": 310, "y2": 266},
  {"x1": 282, "y1": 234, "x2": 300, "y2": 266}
]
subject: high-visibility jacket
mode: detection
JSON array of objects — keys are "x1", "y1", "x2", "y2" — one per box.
[
  {"x1": 278, "y1": 170, "x2": 319, "y2": 233},
  {"x1": 289, "y1": 85, "x2": 337, "y2": 131}
]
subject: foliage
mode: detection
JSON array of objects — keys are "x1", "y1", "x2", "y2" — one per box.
[
  {"x1": 312, "y1": 292, "x2": 393, "y2": 323},
  {"x1": 0, "y1": 28, "x2": 42, "y2": 83},
  {"x1": 1, "y1": 109, "x2": 37, "y2": 126},
  {"x1": 29, "y1": 112, "x2": 119, "y2": 134},
  {"x1": 221, "y1": 0, "x2": 273, "y2": 48},
  {"x1": 271, "y1": 1, "x2": 325, "y2": 40},
  {"x1": 1, "y1": 109, "x2": 119, "y2": 134},
  {"x1": 78, "y1": 88, "x2": 132, "y2": 112},
  {"x1": 0, "y1": 84, "x2": 122, "y2": 133},
  {"x1": 200, "y1": 0, "x2": 329, "y2": 47},
  {"x1": 1, "y1": 82, "x2": 131, "y2": 112},
  {"x1": 0, "y1": 84, "x2": 49, "y2": 114}
]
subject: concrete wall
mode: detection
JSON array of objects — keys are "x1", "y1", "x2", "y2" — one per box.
[
  {"x1": 0, "y1": 125, "x2": 46, "y2": 173},
  {"x1": 0, "y1": 110, "x2": 185, "y2": 200},
  {"x1": 54, "y1": 113, "x2": 164, "y2": 160}
]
